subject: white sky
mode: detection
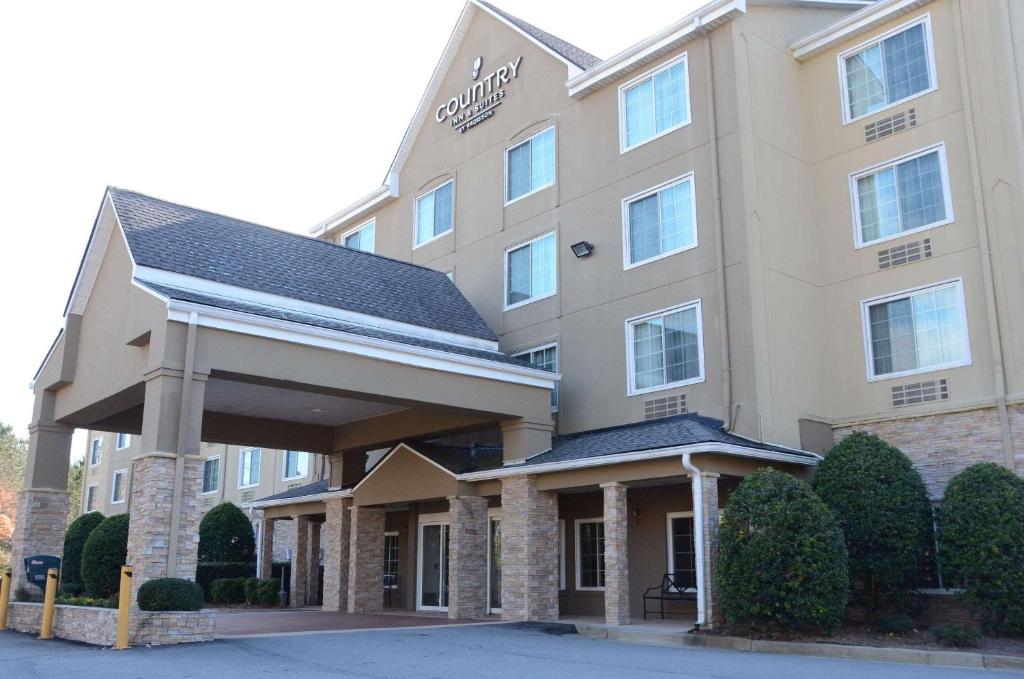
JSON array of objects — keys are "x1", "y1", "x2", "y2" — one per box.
[{"x1": 0, "y1": 0, "x2": 704, "y2": 456}]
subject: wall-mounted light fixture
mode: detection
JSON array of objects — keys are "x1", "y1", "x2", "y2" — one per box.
[{"x1": 570, "y1": 241, "x2": 594, "y2": 258}]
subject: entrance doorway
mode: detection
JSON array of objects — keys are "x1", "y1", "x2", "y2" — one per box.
[
  {"x1": 487, "y1": 512, "x2": 501, "y2": 614},
  {"x1": 417, "y1": 515, "x2": 449, "y2": 611}
]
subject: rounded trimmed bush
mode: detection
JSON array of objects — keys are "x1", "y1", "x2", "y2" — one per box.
[
  {"x1": 61, "y1": 511, "x2": 105, "y2": 590},
  {"x1": 244, "y1": 577, "x2": 260, "y2": 605},
  {"x1": 80, "y1": 514, "x2": 129, "y2": 598},
  {"x1": 717, "y1": 468, "x2": 849, "y2": 634},
  {"x1": 198, "y1": 502, "x2": 256, "y2": 564},
  {"x1": 814, "y1": 432, "x2": 932, "y2": 617},
  {"x1": 938, "y1": 462, "x2": 1024, "y2": 635},
  {"x1": 195, "y1": 562, "x2": 256, "y2": 601},
  {"x1": 210, "y1": 577, "x2": 247, "y2": 604},
  {"x1": 255, "y1": 578, "x2": 280, "y2": 606},
  {"x1": 137, "y1": 578, "x2": 204, "y2": 611}
]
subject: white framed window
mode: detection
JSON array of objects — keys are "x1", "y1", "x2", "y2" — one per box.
[
  {"x1": 283, "y1": 451, "x2": 309, "y2": 480},
  {"x1": 622, "y1": 173, "x2": 697, "y2": 268},
  {"x1": 666, "y1": 512, "x2": 697, "y2": 590},
  {"x1": 342, "y1": 218, "x2": 376, "y2": 253},
  {"x1": 202, "y1": 457, "x2": 220, "y2": 494},
  {"x1": 862, "y1": 279, "x2": 970, "y2": 381},
  {"x1": 505, "y1": 126, "x2": 556, "y2": 204},
  {"x1": 115, "y1": 433, "x2": 131, "y2": 450},
  {"x1": 851, "y1": 144, "x2": 952, "y2": 248},
  {"x1": 626, "y1": 300, "x2": 705, "y2": 396},
  {"x1": 383, "y1": 531, "x2": 399, "y2": 590},
  {"x1": 839, "y1": 15, "x2": 936, "y2": 124},
  {"x1": 619, "y1": 54, "x2": 690, "y2": 152},
  {"x1": 89, "y1": 437, "x2": 102, "y2": 466},
  {"x1": 110, "y1": 469, "x2": 127, "y2": 504},
  {"x1": 414, "y1": 179, "x2": 454, "y2": 247},
  {"x1": 514, "y1": 343, "x2": 559, "y2": 411},
  {"x1": 574, "y1": 518, "x2": 605, "y2": 591},
  {"x1": 504, "y1": 231, "x2": 557, "y2": 310},
  {"x1": 238, "y1": 447, "x2": 262, "y2": 488},
  {"x1": 85, "y1": 485, "x2": 98, "y2": 513},
  {"x1": 558, "y1": 519, "x2": 566, "y2": 591}
]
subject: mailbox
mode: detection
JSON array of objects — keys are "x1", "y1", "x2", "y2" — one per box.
[{"x1": 24, "y1": 555, "x2": 61, "y2": 590}]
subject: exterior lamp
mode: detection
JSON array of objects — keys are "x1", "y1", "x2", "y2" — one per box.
[{"x1": 570, "y1": 241, "x2": 594, "y2": 258}]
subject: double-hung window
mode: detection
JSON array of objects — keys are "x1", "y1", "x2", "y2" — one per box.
[
  {"x1": 116, "y1": 433, "x2": 131, "y2": 450},
  {"x1": 283, "y1": 451, "x2": 309, "y2": 480},
  {"x1": 414, "y1": 180, "x2": 454, "y2": 247},
  {"x1": 202, "y1": 458, "x2": 220, "y2": 494},
  {"x1": 505, "y1": 231, "x2": 556, "y2": 309},
  {"x1": 623, "y1": 173, "x2": 696, "y2": 267},
  {"x1": 506, "y1": 126, "x2": 555, "y2": 203},
  {"x1": 627, "y1": 301, "x2": 704, "y2": 395},
  {"x1": 343, "y1": 219, "x2": 375, "y2": 253},
  {"x1": 575, "y1": 519, "x2": 605, "y2": 590},
  {"x1": 111, "y1": 469, "x2": 127, "y2": 504},
  {"x1": 85, "y1": 485, "x2": 98, "y2": 513},
  {"x1": 89, "y1": 437, "x2": 102, "y2": 466},
  {"x1": 840, "y1": 16, "x2": 935, "y2": 123},
  {"x1": 383, "y1": 532, "x2": 399, "y2": 590},
  {"x1": 852, "y1": 144, "x2": 951, "y2": 247},
  {"x1": 514, "y1": 344, "x2": 559, "y2": 411},
  {"x1": 620, "y1": 55, "x2": 690, "y2": 151},
  {"x1": 863, "y1": 279, "x2": 970, "y2": 380},
  {"x1": 238, "y1": 447, "x2": 262, "y2": 488}
]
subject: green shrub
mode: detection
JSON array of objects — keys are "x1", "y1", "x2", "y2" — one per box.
[
  {"x1": 717, "y1": 468, "x2": 849, "y2": 634},
  {"x1": 210, "y1": 577, "x2": 247, "y2": 604},
  {"x1": 244, "y1": 577, "x2": 260, "y2": 604},
  {"x1": 195, "y1": 562, "x2": 256, "y2": 600},
  {"x1": 931, "y1": 623, "x2": 981, "y2": 648},
  {"x1": 55, "y1": 594, "x2": 117, "y2": 608},
  {"x1": 137, "y1": 578, "x2": 204, "y2": 612},
  {"x1": 255, "y1": 578, "x2": 280, "y2": 606},
  {"x1": 59, "y1": 582, "x2": 84, "y2": 597},
  {"x1": 198, "y1": 503, "x2": 256, "y2": 563},
  {"x1": 80, "y1": 514, "x2": 129, "y2": 597},
  {"x1": 874, "y1": 614, "x2": 916, "y2": 635},
  {"x1": 938, "y1": 463, "x2": 1024, "y2": 636},
  {"x1": 61, "y1": 512, "x2": 105, "y2": 590},
  {"x1": 814, "y1": 432, "x2": 932, "y2": 618}
]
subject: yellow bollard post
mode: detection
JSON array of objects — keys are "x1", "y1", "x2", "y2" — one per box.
[
  {"x1": 115, "y1": 566, "x2": 132, "y2": 650},
  {"x1": 0, "y1": 566, "x2": 12, "y2": 630},
  {"x1": 39, "y1": 567, "x2": 58, "y2": 639}
]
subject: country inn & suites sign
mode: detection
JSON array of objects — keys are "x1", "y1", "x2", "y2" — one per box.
[{"x1": 435, "y1": 56, "x2": 523, "y2": 133}]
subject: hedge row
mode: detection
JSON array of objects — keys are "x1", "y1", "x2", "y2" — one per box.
[
  {"x1": 210, "y1": 576, "x2": 279, "y2": 606},
  {"x1": 196, "y1": 562, "x2": 256, "y2": 601}
]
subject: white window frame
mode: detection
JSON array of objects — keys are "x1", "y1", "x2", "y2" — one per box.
[
  {"x1": 860, "y1": 278, "x2": 971, "y2": 382},
  {"x1": 665, "y1": 511, "x2": 696, "y2": 591},
  {"x1": 838, "y1": 14, "x2": 938, "y2": 125},
  {"x1": 850, "y1": 143, "x2": 953, "y2": 248},
  {"x1": 115, "y1": 433, "x2": 131, "y2": 450},
  {"x1": 625, "y1": 299, "x2": 706, "y2": 397},
  {"x1": 513, "y1": 342, "x2": 559, "y2": 412},
  {"x1": 340, "y1": 218, "x2": 376, "y2": 253},
  {"x1": 282, "y1": 450, "x2": 309, "y2": 481},
  {"x1": 384, "y1": 531, "x2": 400, "y2": 590},
  {"x1": 504, "y1": 125, "x2": 556, "y2": 206},
  {"x1": 237, "y1": 447, "x2": 262, "y2": 489},
  {"x1": 621, "y1": 172, "x2": 698, "y2": 269},
  {"x1": 574, "y1": 517, "x2": 605, "y2": 592},
  {"x1": 558, "y1": 518, "x2": 566, "y2": 591},
  {"x1": 201, "y1": 456, "x2": 221, "y2": 495},
  {"x1": 85, "y1": 484, "x2": 98, "y2": 513},
  {"x1": 503, "y1": 230, "x2": 558, "y2": 311},
  {"x1": 486, "y1": 507, "x2": 502, "y2": 614},
  {"x1": 110, "y1": 468, "x2": 127, "y2": 505},
  {"x1": 89, "y1": 437, "x2": 102, "y2": 467},
  {"x1": 412, "y1": 179, "x2": 455, "y2": 249},
  {"x1": 618, "y1": 53, "x2": 691, "y2": 154}
]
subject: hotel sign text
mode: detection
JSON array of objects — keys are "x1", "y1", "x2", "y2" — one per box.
[{"x1": 435, "y1": 56, "x2": 523, "y2": 133}]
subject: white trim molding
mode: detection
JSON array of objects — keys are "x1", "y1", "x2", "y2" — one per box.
[
  {"x1": 503, "y1": 230, "x2": 558, "y2": 311},
  {"x1": 622, "y1": 172, "x2": 698, "y2": 269},
  {"x1": 574, "y1": 517, "x2": 606, "y2": 591},
  {"x1": 791, "y1": 0, "x2": 934, "y2": 61},
  {"x1": 618, "y1": 53, "x2": 692, "y2": 154},
  {"x1": 625, "y1": 299, "x2": 706, "y2": 397},
  {"x1": 504, "y1": 125, "x2": 557, "y2": 206},
  {"x1": 237, "y1": 446, "x2": 262, "y2": 489},
  {"x1": 110, "y1": 468, "x2": 128, "y2": 505}
]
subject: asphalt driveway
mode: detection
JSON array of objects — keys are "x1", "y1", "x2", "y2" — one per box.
[{"x1": 1, "y1": 623, "x2": 1020, "y2": 678}]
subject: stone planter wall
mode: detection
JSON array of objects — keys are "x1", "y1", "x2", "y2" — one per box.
[{"x1": 5, "y1": 602, "x2": 215, "y2": 646}]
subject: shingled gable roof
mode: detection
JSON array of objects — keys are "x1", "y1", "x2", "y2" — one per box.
[{"x1": 475, "y1": 1, "x2": 600, "y2": 70}]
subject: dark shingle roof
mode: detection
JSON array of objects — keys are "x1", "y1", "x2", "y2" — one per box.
[
  {"x1": 252, "y1": 479, "x2": 331, "y2": 503},
  {"x1": 108, "y1": 187, "x2": 497, "y2": 341},
  {"x1": 477, "y1": 1, "x2": 601, "y2": 70},
  {"x1": 410, "y1": 442, "x2": 505, "y2": 474}
]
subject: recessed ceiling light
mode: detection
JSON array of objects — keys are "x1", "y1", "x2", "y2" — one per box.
[{"x1": 310, "y1": 407, "x2": 325, "y2": 413}]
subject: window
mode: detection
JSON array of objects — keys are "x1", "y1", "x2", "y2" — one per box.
[
  {"x1": 111, "y1": 469, "x2": 127, "y2": 504},
  {"x1": 238, "y1": 447, "x2": 262, "y2": 488},
  {"x1": 852, "y1": 144, "x2": 951, "y2": 247},
  {"x1": 575, "y1": 518, "x2": 605, "y2": 590},
  {"x1": 89, "y1": 437, "x2": 102, "y2": 466},
  {"x1": 283, "y1": 451, "x2": 309, "y2": 480},
  {"x1": 506, "y1": 126, "x2": 555, "y2": 203},
  {"x1": 505, "y1": 231, "x2": 556, "y2": 309},
  {"x1": 202, "y1": 457, "x2": 220, "y2": 494},
  {"x1": 414, "y1": 180, "x2": 454, "y2": 247},
  {"x1": 383, "y1": 532, "x2": 399, "y2": 589},
  {"x1": 863, "y1": 279, "x2": 970, "y2": 380},
  {"x1": 623, "y1": 173, "x2": 697, "y2": 267},
  {"x1": 85, "y1": 485, "x2": 98, "y2": 513},
  {"x1": 627, "y1": 301, "x2": 704, "y2": 395},
  {"x1": 342, "y1": 219, "x2": 375, "y2": 253},
  {"x1": 620, "y1": 55, "x2": 690, "y2": 151},
  {"x1": 514, "y1": 344, "x2": 559, "y2": 411},
  {"x1": 666, "y1": 512, "x2": 697, "y2": 590},
  {"x1": 840, "y1": 16, "x2": 935, "y2": 123},
  {"x1": 115, "y1": 433, "x2": 131, "y2": 450}
]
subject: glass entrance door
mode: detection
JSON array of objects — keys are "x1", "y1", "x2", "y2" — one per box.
[
  {"x1": 418, "y1": 522, "x2": 449, "y2": 610},
  {"x1": 488, "y1": 518, "x2": 501, "y2": 613}
]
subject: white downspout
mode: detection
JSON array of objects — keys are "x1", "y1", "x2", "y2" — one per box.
[{"x1": 682, "y1": 453, "x2": 707, "y2": 627}]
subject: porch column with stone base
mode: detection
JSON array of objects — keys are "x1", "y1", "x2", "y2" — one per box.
[
  {"x1": 321, "y1": 497, "x2": 351, "y2": 612},
  {"x1": 692, "y1": 471, "x2": 720, "y2": 629},
  {"x1": 447, "y1": 495, "x2": 488, "y2": 619},
  {"x1": 258, "y1": 518, "x2": 275, "y2": 580},
  {"x1": 290, "y1": 515, "x2": 310, "y2": 608},
  {"x1": 8, "y1": 488, "x2": 69, "y2": 599},
  {"x1": 602, "y1": 482, "x2": 630, "y2": 626},
  {"x1": 500, "y1": 476, "x2": 559, "y2": 622},
  {"x1": 347, "y1": 506, "x2": 385, "y2": 613}
]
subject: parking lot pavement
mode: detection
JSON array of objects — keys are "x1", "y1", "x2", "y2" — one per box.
[{"x1": 2, "y1": 623, "x2": 1021, "y2": 679}]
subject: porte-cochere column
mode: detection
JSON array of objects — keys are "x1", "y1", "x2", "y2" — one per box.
[
  {"x1": 347, "y1": 505, "x2": 385, "y2": 613},
  {"x1": 289, "y1": 515, "x2": 310, "y2": 608},
  {"x1": 447, "y1": 495, "x2": 488, "y2": 619},
  {"x1": 499, "y1": 476, "x2": 559, "y2": 622},
  {"x1": 321, "y1": 496, "x2": 351, "y2": 612}
]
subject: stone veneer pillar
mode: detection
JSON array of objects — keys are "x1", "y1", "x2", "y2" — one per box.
[
  {"x1": 258, "y1": 519, "x2": 275, "y2": 580},
  {"x1": 307, "y1": 521, "x2": 322, "y2": 606},
  {"x1": 8, "y1": 489, "x2": 69, "y2": 599},
  {"x1": 347, "y1": 506, "x2": 385, "y2": 613},
  {"x1": 321, "y1": 497, "x2": 351, "y2": 612},
  {"x1": 693, "y1": 472, "x2": 720, "y2": 629},
  {"x1": 500, "y1": 476, "x2": 559, "y2": 622},
  {"x1": 447, "y1": 495, "x2": 489, "y2": 619},
  {"x1": 290, "y1": 515, "x2": 310, "y2": 608},
  {"x1": 601, "y1": 482, "x2": 630, "y2": 626}
]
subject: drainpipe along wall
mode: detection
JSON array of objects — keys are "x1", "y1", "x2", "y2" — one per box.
[{"x1": 682, "y1": 453, "x2": 707, "y2": 627}]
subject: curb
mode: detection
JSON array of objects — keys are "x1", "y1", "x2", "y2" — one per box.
[{"x1": 572, "y1": 623, "x2": 1024, "y2": 670}]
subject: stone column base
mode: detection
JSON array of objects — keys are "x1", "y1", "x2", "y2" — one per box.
[
  {"x1": 8, "y1": 488, "x2": 69, "y2": 600},
  {"x1": 347, "y1": 506, "x2": 384, "y2": 613},
  {"x1": 602, "y1": 482, "x2": 629, "y2": 626},
  {"x1": 448, "y1": 495, "x2": 488, "y2": 619},
  {"x1": 290, "y1": 515, "x2": 310, "y2": 608},
  {"x1": 500, "y1": 476, "x2": 559, "y2": 622},
  {"x1": 321, "y1": 497, "x2": 351, "y2": 612}
]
